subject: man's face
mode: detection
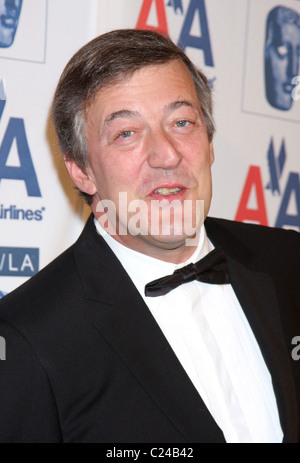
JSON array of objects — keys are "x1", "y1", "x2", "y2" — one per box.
[
  {"x1": 67, "y1": 60, "x2": 214, "y2": 261},
  {"x1": 266, "y1": 14, "x2": 300, "y2": 110},
  {"x1": 0, "y1": 0, "x2": 22, "y2": 48}
]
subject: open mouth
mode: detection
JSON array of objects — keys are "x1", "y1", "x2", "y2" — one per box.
[
  {"x1": 149, "y1": 185, "x2": 187, "y2": 201},
  {"x1": 0, "y1": 16, "x2": 17, "y2": 28},
  {"x1": 153, "y1": 187, "x2": 182, "y2": 196}
]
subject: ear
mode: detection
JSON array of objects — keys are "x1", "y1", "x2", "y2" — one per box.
[
  {"x1": 209, "y1": 142, "x2": 215, "y2": 166},
  {"x1": 64, "y1": 157, "x2": 97, "y2": 196}
]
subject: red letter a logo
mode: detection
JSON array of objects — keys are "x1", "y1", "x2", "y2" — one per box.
[
  {"x1": 235, "y1": 166, "x2": 269, "y2": 226},
  {"x1": 136, "y1": 0, "x2": 169, "y2": 34}
]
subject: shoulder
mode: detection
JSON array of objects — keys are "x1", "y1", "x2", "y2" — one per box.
[
  {"x1": 205, "y1": 216, "x2": 300, "y2": 251},
  {"x1": 0, "y1": 239, "x2": 82, "y2": 346},
  {"x1": 205, "y1": 217, "x2": 300, "y2": 278},
  {"x1": 206, "y1": 216, "x2": 299, "y2": 237},
  {"x1": 0, "y1": 214, "x2": 113, "y2": 349},
  {"x1": 0, "y1": 215, "x2": 96, "y2": 326}
]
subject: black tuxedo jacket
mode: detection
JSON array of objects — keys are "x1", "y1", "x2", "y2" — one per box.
[{"x1": 0, "y1": 215, "x2": 299, "y2": 443}]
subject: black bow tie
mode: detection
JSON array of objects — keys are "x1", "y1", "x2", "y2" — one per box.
[{"x1": 145, "y1": 247, "x2": 230, "y2": 297}]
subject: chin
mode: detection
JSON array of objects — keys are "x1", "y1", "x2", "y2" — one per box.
[{"x1": 147, "y1": 232, "x2": 198, "y2": 250}]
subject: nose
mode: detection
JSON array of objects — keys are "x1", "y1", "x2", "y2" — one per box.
[
  {"x1": 288, "y1": 46, "x2": 299, "y2": 78},
  {"x1": 147, "y1": 128, "x2": 182, "y2": 170}
]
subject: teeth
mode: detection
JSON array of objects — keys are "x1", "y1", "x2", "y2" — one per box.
[{"x1": 154, "y1": 187, "x2": 182, "y2": 196}]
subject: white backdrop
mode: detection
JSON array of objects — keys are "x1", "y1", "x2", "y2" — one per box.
[{"x1": 1, "y1": 0, "x2": 299, "y2": 296}]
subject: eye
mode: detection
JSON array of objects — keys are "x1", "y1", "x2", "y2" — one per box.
[
  {"x1": 119, "y1": 130, "x2": 134, "y2": 139},
  {"x1": 277, "y1": 44, "x2": 288, "y2": 57},
  {"x1": 175, "y1": 120, "x2": 190, "y2": 128}
]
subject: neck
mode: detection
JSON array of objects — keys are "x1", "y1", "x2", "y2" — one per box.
[
  {"x1": 103, "y1": 230, "x2": 199, "y2": 264},
  {"x1": 92, "y1": 209, "x2": 202, "y2": 264}
]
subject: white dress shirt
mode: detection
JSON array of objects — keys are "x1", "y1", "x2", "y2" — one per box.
[{"x1": 94, "y1": 218, "x2": 283, "y2": 443}]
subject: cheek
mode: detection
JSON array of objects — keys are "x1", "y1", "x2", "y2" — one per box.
[
  {"x1": 185, "y1": 144, "x2": 212, "y2": 171},
  {"x1": 270, "y1": 54, "x2": 287, "y2": 80},
  {"x1": 99, "y1": 157, "x2": 142, "y2": 195}
]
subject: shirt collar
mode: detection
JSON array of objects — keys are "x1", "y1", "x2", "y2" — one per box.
[{"x1": 94, "y1": 217, "x2": 213, "y2": 299}]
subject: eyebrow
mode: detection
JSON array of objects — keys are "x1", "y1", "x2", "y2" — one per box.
[
  {"x1": 103, "y1": 109, "x2": 140, "y2": 127},
  {"x1": 101, "y1": 100, "x2": 198, "y2": 135},
  {"x1": 165, "y1": 100, "x2": 197, "y2": 113}
]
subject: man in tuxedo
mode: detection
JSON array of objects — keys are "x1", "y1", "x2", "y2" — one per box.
[{"x1": 0, "y1": 29, "x2": 299, "y2": 443}]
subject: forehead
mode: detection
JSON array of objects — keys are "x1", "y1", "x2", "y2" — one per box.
[
  {"x1": 280, "y1": 22, "x2": 300, "y2": 41},
  {"x1": 0, "y1": 0, "x2": 21, "y2": 13},
  {"x1": 87, "y1": 60, "x2": 200, "y2": 121}
]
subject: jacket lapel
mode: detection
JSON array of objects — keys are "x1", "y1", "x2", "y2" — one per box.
[
  {"x1": 73, "y1": 216, "x2": 225, "y2": 443},
  {"x1": 205, "y1": 217, "x2": 298, "y2": 442}
]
